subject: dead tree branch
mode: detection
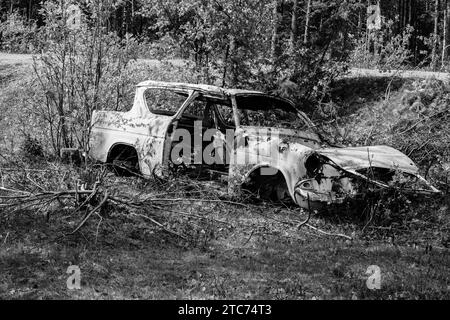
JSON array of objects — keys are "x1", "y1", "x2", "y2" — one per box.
[{"x1": 69, "y1": 191, "x2": 109, "y2": 235}]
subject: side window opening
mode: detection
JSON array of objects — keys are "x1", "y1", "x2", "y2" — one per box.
[
  {"x1": 176, "y1": 96, "x2": 208, "y2": 131},
  {"x1": 235, "y1": 96, "x2": 311, "y2": 130},
  {"x1": 182, "y1": 98, "x2": 206, "y2": 120},
  {"x1": 144, "y1": 88, "x2": 188, "y2": 116},
  {"x1": 179, "y1": 96, "x2": 233, "y2": 132},
  {"x1": 168, "y1": 96, "x2": 233, "y2": 176},
  {"x1": 215, "y1": 104, "x2": 235, "y2": 129}
]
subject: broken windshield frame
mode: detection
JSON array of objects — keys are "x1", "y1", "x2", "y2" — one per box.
[{"x1": 228, "y1": 94, "x2": 315, "y2": 131}]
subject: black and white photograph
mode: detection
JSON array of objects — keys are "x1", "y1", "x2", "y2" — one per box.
[{"x1": 0, "y1": 0, "x2": 449, "y2": 304}]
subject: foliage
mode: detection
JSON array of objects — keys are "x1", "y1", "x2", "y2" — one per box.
[
  {"x1": 31, "y1": 0, "x2": 139, "y2": 155},
  {"x1": 136, "y1": 0, "x2": 358, "y2": 110},
  {"x1": 350, "y1": 21, "x2": 414, "y2": 70},
  {"x1": 327, "y1": 77, "x2": 450, "y2": 191},
  {"x1": 20, "y1": 134, "x2": 44, "y2": 160},
  {"x1": 0, "y1": 11, "x2": 38, "y2": 53},
  {"x1": 3, "y1": 0, "x2": 450, "y2": 71},
  {"x1": 253, "y1": 47, "x2": 349, "y2": 113}
]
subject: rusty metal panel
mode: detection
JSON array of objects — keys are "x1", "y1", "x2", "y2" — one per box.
[
  {"x1": 89, "y1": 81, "x2": 440, "y2": 210},
  {"x1": 317, "y1": 146, "x2": 419, "y2": 174}
]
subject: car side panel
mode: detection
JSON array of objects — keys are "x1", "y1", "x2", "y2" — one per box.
[
  {"x1": 89, "y1": 108, "x2": 172, "y2": 177},
  {"x1": 228, "y1": 128, "x2": 313, "y2": 204}
]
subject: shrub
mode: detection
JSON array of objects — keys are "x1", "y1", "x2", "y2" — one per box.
[
  {"x1": 30, "y1": 1, "x2": 140, "y2": 156},
  {"x1": 20, "y1": 134, "x2": 44, "y2": 160},
  {"x1": 349, "y1": 20, "x2": 413, "y2": 70},
  {"x1": 339, "y1": 78, "x2": 450, "y2": 190},
  {"x1": 0, "y1": 11, "x2": 39, "y2": 53}
]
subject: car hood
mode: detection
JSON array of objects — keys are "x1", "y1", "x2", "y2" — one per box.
[
  {"x1": 241, "y1": 127, "x2": 418, "y2": 175},
  {"x1": 316, "y1": 146, "x2": 419, "y2": 175}
]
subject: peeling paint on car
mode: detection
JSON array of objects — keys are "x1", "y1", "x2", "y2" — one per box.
[{"x1": 89, "y1": 81, "x2": 441, "y2": 210}]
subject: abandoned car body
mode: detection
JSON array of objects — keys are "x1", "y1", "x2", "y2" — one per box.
[{"x1": 88, "y1": 81, "x2": 440, "y2": 209}]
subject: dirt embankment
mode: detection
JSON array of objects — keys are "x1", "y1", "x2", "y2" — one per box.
[
  {"x1": 347, "y1": 68, "x2": 450, "y2": 83},
  {"x1": 0, "y1": 52, "x2": 33, "y2": 65}
]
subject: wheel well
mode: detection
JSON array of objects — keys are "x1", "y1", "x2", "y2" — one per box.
[
  {"x1": 107, "y1": 145, "x2": 141, "y2": 177},
  {"x1": 242, "y1": 166, "x2": 290, "y2": 201},
  {"x1": 107, "y1": 144, "x2": 139, "y2": 163}
]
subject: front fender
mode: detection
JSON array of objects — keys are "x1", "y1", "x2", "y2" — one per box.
[{"x1": 227, "y1": 140, "x2": 315, "y2": 204}]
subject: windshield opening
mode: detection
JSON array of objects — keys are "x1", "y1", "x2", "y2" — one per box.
[{"x1": 235, "y1": 95, "x2": 311, "y2": 130}]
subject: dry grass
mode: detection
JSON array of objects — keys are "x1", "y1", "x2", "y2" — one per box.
[{"x1": 0, "y1": 155, "x2": 449, "y2": 300}]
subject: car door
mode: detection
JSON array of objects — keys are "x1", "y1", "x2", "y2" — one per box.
[{"x1": 135, "y1": 87, "x2": 195, "y2": 177}]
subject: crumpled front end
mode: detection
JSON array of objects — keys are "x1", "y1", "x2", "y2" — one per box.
[{"x1": 294, "y1": 146, "x2": 441, "y2": 208}]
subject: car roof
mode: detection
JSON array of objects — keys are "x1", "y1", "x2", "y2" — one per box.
[
  {"x1": 136, "y1": 80, "x2": 295, "y2": 107},
  {"x1": 137, "y1": 80, "x2": 226, "y2": 94}
]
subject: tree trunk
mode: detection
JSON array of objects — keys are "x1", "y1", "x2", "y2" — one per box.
[
  {"x1": 443, "y1": 0, "x2": 448, "y2": 68},
  {"x1": 404, "y1": 0, "x2": 409, "y2": 27},
  {"x1": 365, "y1": 0, "x2": 371, "y2": 67},
  {"x1": 304, "y1": 0, "x2": 311, "y2": 44},
  {"x1": 290, "y1": 0, "x2": 298, "y2": 52},
  {"x1": 408, "y1": 0, "x2": 412, "y2": 26},
  {"x1": 432, "y1": 0, "x2": 440, "y2": 71},
  {"x1": 230, "y1": 36, "x2": 238, "y2": 86},
  {"x1": 447, "y1": 0, "x2": 450, "y2": 63},
  {"x1": 222, "y1": 44, "x2": 230, "y2": 87},
  {"x1": 131, "y1": 0, "x2": 135, "y2": 34},
  {"x1": 357, "y1": 0, "x2": 363, "y2": 38},
  {"x1": 123, "y1": 2, "x2": 128, "y2": 35},
  {"x1": 27, "y1": 0, "x2": 32, "y2": 21},
  {"x1": 412, "y1": 0, "x2": 418, "y2": 64},
  {"x1": 271, "y1": 0, "x2": 280, "y2": 62}
]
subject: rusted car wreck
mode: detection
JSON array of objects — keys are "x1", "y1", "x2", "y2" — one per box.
[{"x1": 89, "y1": 81, "x2": 440, "y2": 209}]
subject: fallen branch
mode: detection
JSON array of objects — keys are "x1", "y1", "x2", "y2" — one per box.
[
  {"x1": 0, "y1": 187, "x2": 32, "y2": 195},
  {"x1": 399, "y1": 109, "x2": 449, "y2": 135},
  {"x1": 2, "y1": 232, "x2": 10, "y2": 246},
  {"x1": 108, "y1": 194, "x2": 235, "y2": 226},
  {"x1": 297, "y1": 194, "x2": 312, "y2": 228},
  {"x1": 68, "y1": 191, "x2": 109, "y2": 235},
  {"x1": 108, "y1": 195, "x2": 232, "y2": 239},
  {"x1": 127, "y1": 196, "x2": 251, "y2": 208},
  {"x1": 128, "y1": 212, "x2": 187, "y2": 241},
  {"x1": 151, "y1": 203, "x2": 234, "y2": 226},
  {"x1": 305, "y1": 223, "x2": 353, "y2": 240}
]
